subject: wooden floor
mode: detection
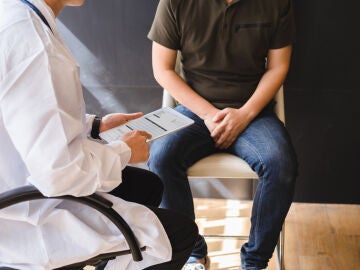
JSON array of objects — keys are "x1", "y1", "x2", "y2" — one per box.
[
  {"x1": 194, "y1": 199, "x2": 360, "y2": 270},
  {"x1": 85, "y1": 200, "x2": 359, "y2": 270}
]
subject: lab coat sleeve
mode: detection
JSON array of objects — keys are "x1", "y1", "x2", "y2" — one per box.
[
  {"x1": 85, "y1": 115, "x2": 131, "y2": 166},
  {"x1": 0, "y1": 46, "x2": 131, "y2": 197}
]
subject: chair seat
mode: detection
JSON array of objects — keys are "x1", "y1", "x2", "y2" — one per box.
[{"x1": 187, "y1": 153, "x2": 258, "y2": 179}]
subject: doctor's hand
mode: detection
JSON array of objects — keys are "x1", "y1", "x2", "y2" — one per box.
[
  {"x1": 210, "y1": 108, "x2": 252, "y2": 149},
  {"x1": 121, "y1": 130, "x2": 152, "y2": 164},
  {"x1": 99, "y1": 112, "x2": 143, "y2": 133}
]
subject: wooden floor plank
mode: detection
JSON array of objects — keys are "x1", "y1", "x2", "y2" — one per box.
[
  {"x1": 194, "y1": 200, "x2": 360, "y2": 270},
  {"x1": 85, "y1": 201, "x2": 360, "y2": 270}
]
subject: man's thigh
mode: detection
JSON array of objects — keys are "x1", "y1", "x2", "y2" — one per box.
[
  {"x1": 229, "y1": 111, "x2": 296, "y2": 173},
  {"x1": 149, "y1": 105, "x2": 217, "y2": 169}
]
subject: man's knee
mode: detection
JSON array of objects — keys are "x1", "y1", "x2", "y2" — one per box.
[
  {"x1": 148, "y1": 141, "x2": 181, "y2": 171},
  {"x1": 256, "y1": 147, "x2": 298, "y2": 184}
]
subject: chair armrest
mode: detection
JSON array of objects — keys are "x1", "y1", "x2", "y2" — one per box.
[
  {"x1": 0, "y1": 185, "x2": 143, "y2": 262},
  {"x1": 0, "y1": 186, "x2": 113, "y2": 209}
]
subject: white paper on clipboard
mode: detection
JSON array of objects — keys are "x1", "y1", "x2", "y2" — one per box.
[{"x1": 99, "y1": 107, "x2": 194, "y2": 143}]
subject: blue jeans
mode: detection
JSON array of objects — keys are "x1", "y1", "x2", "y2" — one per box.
[{"x1": 148, "y1": 105, "x2": 298, "y2": 269}]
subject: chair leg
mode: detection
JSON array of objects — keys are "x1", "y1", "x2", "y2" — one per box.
[{"x1": 276, "y1": 224, "x2": 285, "y2": 270}]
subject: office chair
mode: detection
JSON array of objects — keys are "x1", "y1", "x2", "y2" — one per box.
[
  {"x1": 162, "y1": 53, "x2": 286, "y2": 270},
  {"x1": 0, "y1": 185, "x2": 145, "y2": 270}
]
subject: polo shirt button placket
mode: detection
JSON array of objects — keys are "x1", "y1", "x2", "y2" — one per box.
[{"x1": 223, "y1": 6, "x2": 229, "y2": 31}]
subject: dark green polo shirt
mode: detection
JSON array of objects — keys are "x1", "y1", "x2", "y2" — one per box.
[{"x1": 148, "y1": 0, "x2": 296, "y2": 109}]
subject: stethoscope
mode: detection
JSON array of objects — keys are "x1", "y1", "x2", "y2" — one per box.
[{"x1": 20, "y1": 0, "x2": 53, "y2": 33}]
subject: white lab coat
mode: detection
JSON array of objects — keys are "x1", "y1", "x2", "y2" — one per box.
[{"x1": 0, "y1": 0, "x2": 172, "y2": 269}]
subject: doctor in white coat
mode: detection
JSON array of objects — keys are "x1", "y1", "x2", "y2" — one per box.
[{"x1": 0, "y1": 0, "x2": 198, "y2": 269}]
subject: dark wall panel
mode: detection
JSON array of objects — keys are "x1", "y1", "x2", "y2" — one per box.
[
  {"x1": 58, "y1": 0, "x2": 360, "y2": 203},
  {"x1": 285, "y1": 0, "x2": 360, "y2": 203},
  {"x1": 58, "y1": 0, "x2": 162, "y2": 115}
]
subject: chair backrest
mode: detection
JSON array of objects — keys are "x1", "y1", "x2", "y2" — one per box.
[
  {"x1": 274, "y1": 86, "x2": 285, "y2": 124},
  {"x1": 162, "y1": 52, "x2": 285, "y2": 124}
]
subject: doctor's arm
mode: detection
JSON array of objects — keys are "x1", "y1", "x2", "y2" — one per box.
[
  {"x1": 1, "y1": 51, "x2": 135, "y2": 197},
  {"x1": 88, "y1": 112, "x2": 151, "y2": 164},
  {"x1": 86, "y1": 112, "x2": 144, "y2": 138}
]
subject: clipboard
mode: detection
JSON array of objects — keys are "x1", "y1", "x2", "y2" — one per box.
[{"x1": 99, "y1": 107, "x2": 194, "y2": 143}]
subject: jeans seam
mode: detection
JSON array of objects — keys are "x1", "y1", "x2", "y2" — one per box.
[{"x1": 237, "y1": 138, "x2": 265, "y2": 235}]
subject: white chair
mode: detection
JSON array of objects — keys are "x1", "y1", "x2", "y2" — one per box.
[{"x1": 162, "y1": 54, "x2": 286, "y2": 270}]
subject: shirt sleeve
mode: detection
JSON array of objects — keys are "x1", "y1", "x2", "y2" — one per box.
[
  {"x1": 0, "y1": 42, "x2": 130, "y2": 197},
  {"x1": 270, "y1": 0, "x2": 296, "y2": 49},
  {"x1": 147, "y1": 0, "x2": 181, "y2": 50}
]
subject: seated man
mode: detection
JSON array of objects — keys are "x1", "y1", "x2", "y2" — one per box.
[
  {"x1": 147, "y1": 0, "x2": 298, "y2": 269},
  {"x1": 0, "y1": 0, "x2": 197, "y2": 269}
]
